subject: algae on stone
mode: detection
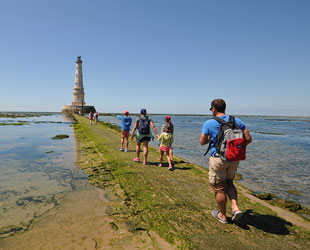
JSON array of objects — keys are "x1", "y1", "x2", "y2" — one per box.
[{"x1": 52, "y1": 134, "x2": 69, "y2": 140}]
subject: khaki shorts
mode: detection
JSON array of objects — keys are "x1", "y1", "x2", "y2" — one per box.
[{"x1": 209, "y1": 156, "x2": 239, "y2": 193}]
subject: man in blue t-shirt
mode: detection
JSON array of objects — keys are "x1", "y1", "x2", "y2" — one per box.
[
  {"x1": 117, "y1": 110, "x2": 132, "y2": 152},
  {"x1": 200, "y1": 99, "x2": 252, "y2": 224}
]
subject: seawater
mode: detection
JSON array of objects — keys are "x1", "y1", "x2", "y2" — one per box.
[
  {"x1": 100, "y1": 115, "x2": 310, "y2": 208},
  {"x1": 0, "y1": 113, "x2": 89, "y2": 237}
]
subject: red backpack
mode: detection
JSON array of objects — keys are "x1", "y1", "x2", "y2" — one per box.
[{"x1": 204, "y1": 116, "x2": 246, "y2": 161}]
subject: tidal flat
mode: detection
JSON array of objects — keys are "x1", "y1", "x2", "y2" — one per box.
[
  {"x1": 0, "y1": 113, "x2": 174, "y2": 249},
  {"x1": 1, "y1": 113, "x2": 310, "y2": 249},
  {"x1": 0, "y1": 114, "x2": 89, "y2": 239}
]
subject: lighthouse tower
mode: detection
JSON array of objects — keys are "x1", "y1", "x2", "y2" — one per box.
[
  {"x1": 72, "y1": 56, "x2": 85, "y2": 106},
  {"x1": 62, "y1": 56, "x2": 96, "y2": 113}
]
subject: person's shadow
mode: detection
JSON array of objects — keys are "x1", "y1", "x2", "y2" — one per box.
[
  {"x1": 125, "y1": 149, "x2": 136, "y2": 153},
  {"x1": 146, "y1": 160, "x2": 192, "y2": 170},
  {"x1": 173, "y1": 160, "x2": 193, "y2": 170},
  {"x1": 233, "y1": 209, "x2": 292, "y2": 235}
]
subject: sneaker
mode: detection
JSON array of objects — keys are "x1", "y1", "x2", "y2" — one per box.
[
  {"x1": 168, "y1": 166, "x2": 174, "y2": 171},
  {"x1": 143, "y1": 161, "x2": 147, "y2": 165},
  {"x1": 158, "y1": 163, "x2": 162, "y2": 167},
  {"x1": 124, "y1": 149, "x2": 128, "y2": 152},
  {"x1": 120, "y1": 148, "x2": 124, "y2": 151},
  {"x1": 133, "y1": 158, "x2": 140, "y2": 162}
]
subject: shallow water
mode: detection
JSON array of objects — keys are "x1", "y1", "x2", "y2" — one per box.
[
  {"x1": 100, "y1": 115, "x2": 310, "y2": 208},
  {"x1": 1, "y1": 112, "x2": 308, "y2": 240},
  {"x1": 0, "y1": 114, "x2": 89, "y2": 237}
]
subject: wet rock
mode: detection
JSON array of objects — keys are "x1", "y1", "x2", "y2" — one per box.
[
  {"x1": 52, "y1": 134, "x2": 69, "y2": 140},
  {"x1": 252, "y1": 192, "x2": 275, "y2": 200}
]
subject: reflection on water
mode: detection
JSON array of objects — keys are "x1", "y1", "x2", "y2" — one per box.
[
  {"x1": 0, "y1": 114, "x2": 89, "y2": 237},
  {"x1": 100, "y1": 114, "x2": 310, "y2": 208}
]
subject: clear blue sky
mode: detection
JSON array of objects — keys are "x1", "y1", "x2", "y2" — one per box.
[{"x1": 0, "y1": 0, "x2": 309, "y2": 116}]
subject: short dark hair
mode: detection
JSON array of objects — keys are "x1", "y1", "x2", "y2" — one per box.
[{"x1": 211, "y1": 99, "x2": 226, "y2": 113}]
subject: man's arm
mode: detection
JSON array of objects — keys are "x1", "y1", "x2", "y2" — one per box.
[
  {"x1": 244, "y1": 128, "x2": 252, "y2": 145},
  {"x1": 200, "y1": 133, "x2": 210, "y2": 145},
  {"x1": 150, "y1": 121, "x2": 159, "y2": 139}
]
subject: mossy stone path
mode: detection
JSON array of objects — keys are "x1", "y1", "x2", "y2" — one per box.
[{"x1": 74, "y1": 115, "x2": 310, "y2": 249}]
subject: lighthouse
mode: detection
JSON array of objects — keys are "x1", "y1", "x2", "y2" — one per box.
[
  {"x1": 62, "y1": 56, "x2": 96, "y2": 113},
  {"x1": 72, "y1": 56, "x2": 85, "y2": 106}
]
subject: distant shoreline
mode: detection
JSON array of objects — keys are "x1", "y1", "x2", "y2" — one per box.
[{"x1": 1, "y1": 111, "x2": 310, "y2": 119}]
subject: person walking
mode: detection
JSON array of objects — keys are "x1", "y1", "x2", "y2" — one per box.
[
  {"x1": 130, "y1": 109, "x2": 159, "y2": 165},
  {"x1": 200, "y1": 99, "x2": 252, "y2": 224},
  {"x1": 117, "y1": 110, "x2": 132, "y2": 152},
  {"x1": 94, "y1": 111, "x2": 99, "y2": 124},
  {"x1": 161, "y1": 116, "x2": 174, "y2": 165},
  {"x1": 158, "y1": 126, "x2": 174, "y2": 170},
  {"x1": 88, "y1": 112, "x2": 93, "y2": 125}
]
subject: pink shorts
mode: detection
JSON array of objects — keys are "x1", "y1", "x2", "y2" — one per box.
[
  {"x1": 121, "y1": 130, "x2": 130, "y2": 138},
  {"x1": 160, "y1": 145, "x2": 171, "y2": 152}
]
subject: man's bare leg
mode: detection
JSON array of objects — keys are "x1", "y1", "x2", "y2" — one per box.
[
  {"x1": 226, "y1": 180, "x2": 240, "y2": 213},
  {"x1": 215, "y1": 192, "x2": 228, "y2": 222}
]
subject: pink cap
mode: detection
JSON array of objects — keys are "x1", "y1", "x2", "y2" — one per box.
[{"x1": 165, "y1": 116, "x2": 171, "y2": 122}]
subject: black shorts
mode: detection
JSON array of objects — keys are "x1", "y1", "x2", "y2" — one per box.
[{"x1": 138, "y1": 137, "x2": 151, "y2": 143}]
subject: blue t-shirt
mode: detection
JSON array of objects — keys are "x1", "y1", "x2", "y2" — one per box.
[
  {"x1": 201, "y1": 115, "x2": 246, "y2": 156},
  {"x1": 117, "y1": 115, "x2": 132, "y2": 131}
]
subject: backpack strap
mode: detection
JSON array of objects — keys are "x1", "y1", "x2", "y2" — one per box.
[
  {"x1": 203, "y1": 142, "x2": 212, "y2": 156},
  {"x1": 203, "y1": 117, "x2": 224, "y2": 156},
  {"x1": 213, "y1": 116, "x2": 225, "y2": 124},
  {"x1": 216, "y1": 115, "x2": 237, "y2": 128},
  {"x1": 228, "y1": 115, "x2": 235, "y2": 123},
  {"x1": 228, "y1": 116, "x2": 241, "y2": 129}
]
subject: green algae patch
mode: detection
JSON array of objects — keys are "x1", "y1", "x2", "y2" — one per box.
[
  {"x1": 0, "y1": 122, "x2": 29, "y2": 126},
  {"x1": 34, "y1": 121, "x2": 62, "y2": 124},
  {"x1": 251, "y1": 192, "x2": 276, "y2": 200},
  {"x1": 271, "y1": 199, "x2": 302, "y2": 212},
  {"x1": 254, "y1": 131, "x2": 285, "y2": 136},
  {"x1": 52, "y1": 134, "x2": 69, "y2": 140},
  {"x1": 235, "y1": 172, "x2": 243, "y2": 180},
  {"x1": 251, "y1": 191, "x2": 310, "y2": 218},
  {"x1": 0, "y1": 112, "x2": 56, "y2": 118},
  {"x1": 109, "y1": 221, "x2": 119, "y2": 231},
  {"x1": 73, "y1": 115, "x2": 310, "y2": 249},
  {"x1": 286, "y1": 190, "x2": 301, "y2": 196}
]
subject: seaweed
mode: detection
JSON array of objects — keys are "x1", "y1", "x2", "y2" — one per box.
[
  {"x1": 251, "y1": 192, "x2": 276, "y2": 200},
  {"x1": 52, "y1": 134, "x2": 69, "y2": 140},
  {"x1": 253, "y1": 131, "x2": 285, "y2": 136},
  {"x1": 0, "y1": 122, "x2": 29, "y2": 126}
]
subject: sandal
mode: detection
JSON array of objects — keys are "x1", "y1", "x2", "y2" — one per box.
[
  {"x1": 231, "y1": 210, "x2": 243, "y2": 222},
  {"x1": 212, "y1": 210, "x2": 228, "y2": 224}
]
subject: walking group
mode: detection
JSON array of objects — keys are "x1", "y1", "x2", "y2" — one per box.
[
  {"x1": 88, "y1": 111, "x2": 98, "y2": 124},
  {"x1": 117, "y1": 109, "x2": 175, "y2": 171},
  {"x1": 103, "y1": 99, "x2": 252, "y2": 224}
]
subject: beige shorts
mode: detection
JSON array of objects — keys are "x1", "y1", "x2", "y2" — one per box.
[{"x1": 209, "y1": 156, "x2": 239, "y2": 193}]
